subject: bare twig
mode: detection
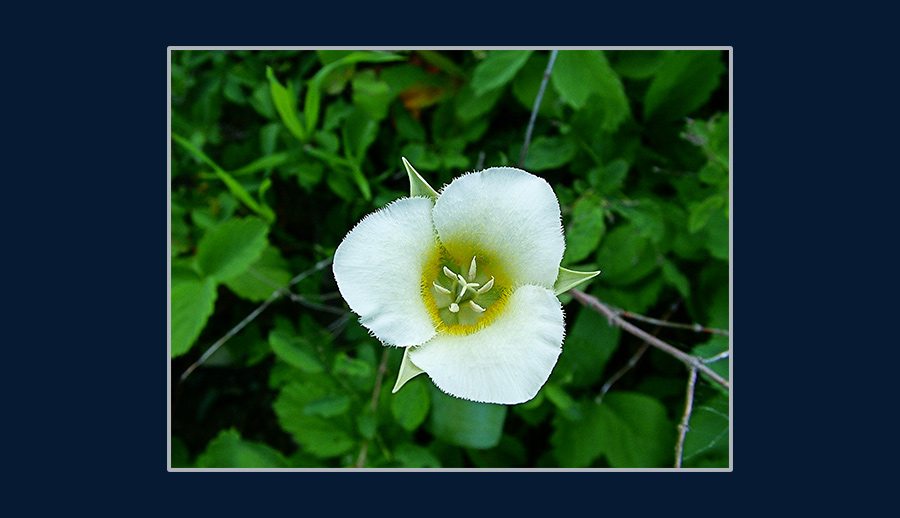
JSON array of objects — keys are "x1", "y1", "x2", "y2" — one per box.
[
  {"x1": 595, "y1": 301, "x2": 680, "y2": 404},
  {"x1": 518, "y1": 50, "x2": 558, "y2": 168},
  {"x1": 570, "y1": 289, "x2": 729, "y2": 391},
  {"x1": 674, "y1": 367, "x2": 699, "y2": 468},
  {"x1": 178, "y1": 257, "x2": 334, "y2": 382},
  {"x1": 610, "y1": 306, "x2": 729, "y2": 336},
  {"x1": 355, "y1": 347, "x2": 391, "y2": 468}
]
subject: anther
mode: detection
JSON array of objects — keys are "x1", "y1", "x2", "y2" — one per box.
[
  {"x1": 432, "y1": 282, "x2": 451, "y2": 295},
  {"x1": 468, "y1": 256, "x2": 478, "y2": 282},
  {"x1": 468, "y1": 301, "x2": 486, "y2": 313},
  {"x1": 443, "y1": 266, "x2": 458, "y2": 281},
  {"x1": 476, "y1": 276, "x2": 494, "y2": 294}
]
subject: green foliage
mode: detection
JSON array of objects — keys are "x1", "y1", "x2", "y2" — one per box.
[{"x1": 170, "y1": 49, "x2": 730, "y2": 469}]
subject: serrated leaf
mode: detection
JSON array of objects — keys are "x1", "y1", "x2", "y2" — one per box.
[
  {"x1": 391, "y1": 376, "x2": 430, "y2": 431},
  {"x1": 428, "y1": 385, "x2": 507, "y2": 449},
  {"x1": 596, "y1": 392, "x2": 674, "y2": 468},
  {"x1": 195, "y1": 217, "x2": 268, "y2": 282},
  {"x1": 470, "y1": 50, "x2": 533, "y2": 96},
  {"x1": 171, "y1": 277, "x2": 217, "y2": 357},
  {"x1": 195, "y1": 429, "x2": 289, "y2": 468}
]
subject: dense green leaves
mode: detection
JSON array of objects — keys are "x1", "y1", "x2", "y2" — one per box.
[{"x1": 170, "y1": 49, "x2": 730, "y2": 469}]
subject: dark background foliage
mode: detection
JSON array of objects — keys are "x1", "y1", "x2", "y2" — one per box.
[{"x1": 169, "y1": 48, "x2": 730, "y2": 468}]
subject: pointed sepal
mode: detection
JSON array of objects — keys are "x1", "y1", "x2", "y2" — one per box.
[
  {"x1": 392, "y1": 348, "x2": 425, "y2": 393},
  {"x1": 553, "y1": 266, "x2": 601, "y2": 295},
  {"x1": 402, "y1": 157, "x2": 439, "y2": 200}
]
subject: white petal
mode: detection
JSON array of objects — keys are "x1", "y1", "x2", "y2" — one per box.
[
  {"x1": 333, "y1": 197, "x2": 439, "y2": 347},
  {"x1": 408, "y1": 285, "x2": 564, "y2": 404},
  {"x1": 432, "y1": 167, "x2": 565, "y2": 288}
]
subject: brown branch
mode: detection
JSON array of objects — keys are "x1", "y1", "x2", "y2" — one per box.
[{"x1": 570, "y1": 289, "x2": 729, "y2": 391}]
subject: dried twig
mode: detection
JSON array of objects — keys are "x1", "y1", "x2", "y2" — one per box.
[
  {"x1": 518, "y1": 50, "x2": 558, "y2": 168},
  {"x1": 674, "y1": 367, "x2": 699, "y2": 468},
  {"x1": 570, "y1": 289, "x2": 729, "y2": 391},
  {"x1": 610, "y1": 306, "x2": 729, "y2": 336}
]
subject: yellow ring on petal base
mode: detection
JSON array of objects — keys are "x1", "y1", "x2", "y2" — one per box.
[{"x1": 421, "y1": 242, "x2": 511, "y2": 335}]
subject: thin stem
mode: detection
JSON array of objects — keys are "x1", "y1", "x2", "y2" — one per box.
[
  {"x1": 595, "y1": 300, "x2": 680, "y2": 404},
  {"x1": 611, "y1": 306, "x2": 729, "y2": 336},
  {"x1": 570, "y1": 289, "x2": 729, "y2": 391},
  {"x1": 674, "y1": 367, "x2": 699, "y2": 468},
  {"x1": 355, "y1": 348, "x2": 391, "y2": 468},
  {"x1": 519, "y1": 50, "x2": 558, "y2": 168},
  {"x1": 178, "y1": 257, "x2": 333, "y2": 382}
]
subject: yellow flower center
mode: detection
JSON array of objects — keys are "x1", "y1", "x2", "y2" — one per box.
[{"x1": 422, "y1": 249, "x2": 508, "y2": 334}]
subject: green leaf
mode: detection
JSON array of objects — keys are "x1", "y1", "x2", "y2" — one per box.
[
  {"x1": 393, "y1": 443, "x2": 442, "y2": 468},
  {"x1": 402, "y1": 157, "x2": 438, "y2": 200},
  {"x1": 521, "y1": 136, "x2": 578, "y2": 171},
  {"x1": 595, "y1": 223, "x2": 660, "y2": 286},
  {"x1": 551, "y1": 50, "x2": 630, "y2": 131},
  {"x1": 274, "y1": 382, "x2": 355, "y2": 458},
  {"x1": 171, "y1": 277, "x2": 217, "y2": 357},
  {"x1": 661, "y1": 259, "x2": 691, "y2": 298},
  {"x1": 266, "y1": 66, "x2": 307, "y2": 142},
  {"x1": 455, "y1": 82, "x2": 505, "y2": 122},
  {"x1": 552, "y1": 305, "x2": 621, "y2": 388},
  {"x1": 224, "y1": 246, "x2": 291, "y2": 302},
  {"x1": 683, "y1": 393, "x2": 729, "y2": 466},
  {"x1": 470, "y1": 50, "x2": 533, "y2": 96},
  {"x1": 644, "y1": 50, "x2": 725, "y2": 122},
  {"x1": 563, "y1": 197, "x2": 606, "y2": 264},
  {"x1": 688, "y1": 195, "x2": 725, "y2": 233},
  {"x1": 428, "y1": 385, "x2": 507, "y2": 449},
  {"x1": 269, "y1": 329, "x2": 325, "y2": 374},
  {"x1": 553, "y1": 266, "x2": 601, "y2": 295},
  {"x1": 171, "y1": 133, "x2": 276, "y2": 222},
  {"x1": 596, "y1": 392, "x2": 674, "y2": 468},
  {"x1": 195, "y1": 216, "x2": 268, "y2": 283},
  {"x1": 391, "y1": 376, "x2": 430, "y2": 431},
  {"x1": 351, "y1": 69, "x2": 392, "y2": 121},
  {"x1": 305, "y1": 51, "x2": 404, "y2": 134},
  {"x1": 195, "y1": 429, "x2": 289, "y2": 468},
  {"x1": 550, "y1": 401, "x2": 605, "y2": 467},
  {"x1": 303, "y1": 394, "x2": 351, "y2": 418}
]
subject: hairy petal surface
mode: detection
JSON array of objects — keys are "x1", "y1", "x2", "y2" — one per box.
[
  {"x1": 333, "y1": 197, "x2": 439, "y2": 347},
  {"x1": 432, "y1": 167, "x2": 565, "y2": 288},
  {"x1": 409, "y1": 285, "x2": 565, "y2": 404}
]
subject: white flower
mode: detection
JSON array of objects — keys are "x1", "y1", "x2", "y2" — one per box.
[{"x1": 333, "y1": 159, "x2": 597, "y2": 405}]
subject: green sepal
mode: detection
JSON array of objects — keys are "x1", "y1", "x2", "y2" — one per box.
[
  {"x1": 554, "y1": 266, "x2": 601, "y2": 295},
  {"x1": 402, "y1": 157, "x2": 439, "y2": 200},
  {"x1": 392, "y1": 348, "x2": 425, "y2": 393}
]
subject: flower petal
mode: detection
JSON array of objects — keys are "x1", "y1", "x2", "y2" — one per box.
[
  {"x1": 408, "y1": 285, "x2": 564, "y2": 404},
  {"x1": 432, "y1": 167, "x2": 565, "y2": 288},
  {"x1": 333, "y1": 197, "x2": 439, "y2": 347}
]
